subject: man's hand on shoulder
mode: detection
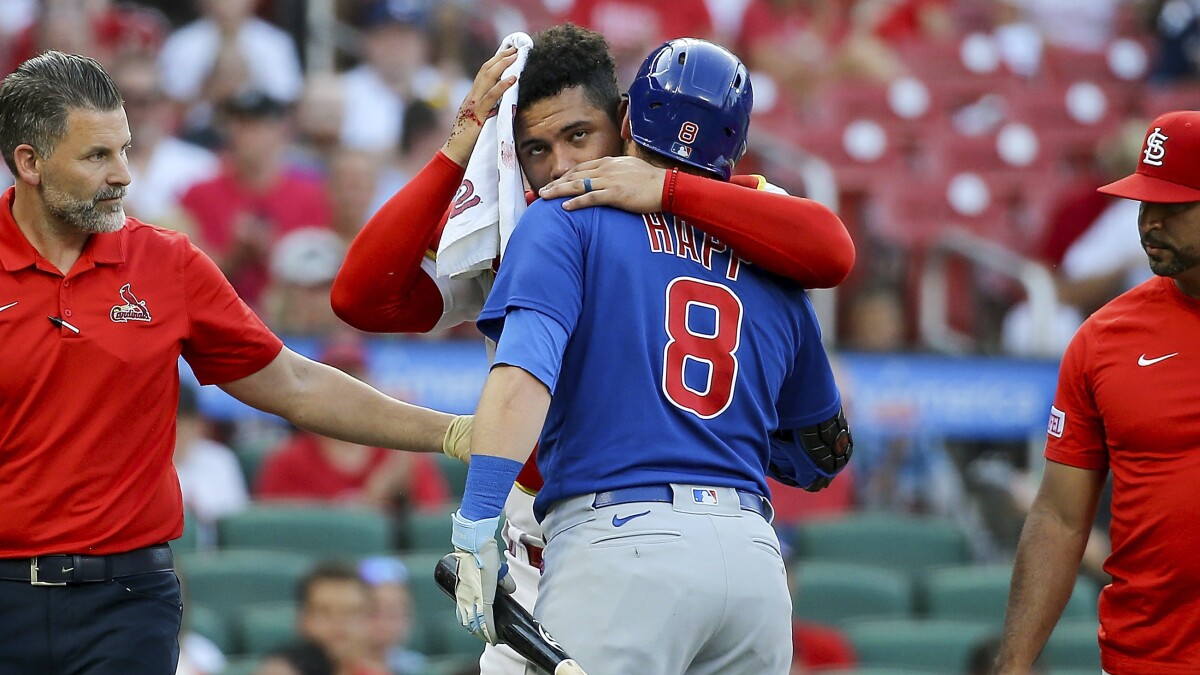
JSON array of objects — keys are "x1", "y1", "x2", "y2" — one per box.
[{"x1": 538, "y1": 156, "x2": 668, "y2": 213}]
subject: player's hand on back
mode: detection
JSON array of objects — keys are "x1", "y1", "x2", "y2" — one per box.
[
  {"x1": 442, "y1": 47, "x2": 519, "y2": 167},
  {"x1": 450, "y1": 511, "x2": 516, "y2": 644},
  {"x1": 539, "y1": 156, "x2": 669, "y2": 213}
]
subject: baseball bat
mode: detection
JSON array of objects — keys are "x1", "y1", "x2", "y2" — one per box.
[{"x1": 434, "y1": 553, "x2": 588, "y2": 675}]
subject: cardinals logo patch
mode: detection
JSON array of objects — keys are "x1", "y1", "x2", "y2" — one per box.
[{"x1": 110, "y1": 283, "x2": 152, "y2": 323}]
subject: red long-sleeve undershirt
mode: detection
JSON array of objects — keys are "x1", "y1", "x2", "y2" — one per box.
[
  {"x1": 331, "y1": 151, "x2": 856, "y2": 334},
  {"x1": 331, "y1": 152, "x2": 461, "y2": 333},
  {"x1": 669, "y1": 170, "x2": 855, "y2": 287}
]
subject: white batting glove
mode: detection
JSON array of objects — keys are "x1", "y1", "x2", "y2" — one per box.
[{"x1": 451, "y1": 510, "x2": 516, "y2": 644}]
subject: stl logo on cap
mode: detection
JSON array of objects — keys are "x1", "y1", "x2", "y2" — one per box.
[
  {"x1": 1143, "y1": 127, "x2": 1169, "y2": 167},
  {"x1": 1098, "y1": 110, "x2": 1200, "y2": 203}
]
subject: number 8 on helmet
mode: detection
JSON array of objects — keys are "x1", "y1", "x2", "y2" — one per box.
[{"x1": 626, "y1": 38, "x2": 754, "y2": 182}]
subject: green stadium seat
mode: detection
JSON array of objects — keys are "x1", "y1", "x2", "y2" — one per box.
[
  {"x1": 435, "y1": 454, "x2": 469, "y2": 501},
  {"x1": 795, "y1": 514, "x2": 971, "y2": 574},
  {"x1": 422, "y1": 654, "x2": 482, "y2": 675},
  {"x1": 397, "y1": 551, "x2": 451, "y2": 615},
  {"x1": 806, "y1": 662, "x2": 936, "y2": 667},
  {"x1": 175, "y1": 509, "x2": 200, "y2": 554},
  {"x1": 179, "y1": 550, "x2": 313, "y2": 654},
  {"x1": 231, "y1": 426, "x2": 285, "y2": 489},
  {"x1": 217, "y1": 503, "x2": 394, "y2": 558},
  {"x1": 399, "y1": 510, "x2": 453, "y2": 552},
  {"x1": 218, "y1": 656, "x2": 260, "y2": 675},
  {"x1": 396, "y1": 551, "x2": 486, "y2": 660},
  {"x1": 186, "y1": 603, "x2": 232, "y2": 654},
  {"x1": 239, "y1": 602, "x2": 298, "y2": 656},
  {"x1": 792, "y1": 561, "x2": 913, "y2": 625},
  {"x1": 844, "y1": 618, "x2": 994, "y2": 673},
  {"x1": 920, "y1": 564, "x2": 1098, "y2": 624},
  {"x1": 1041, "y1": 619, "x2": 1100, "y2": 670},
  {"x1": 426, "y1": 610, "x2": 488, "y2": 659}
]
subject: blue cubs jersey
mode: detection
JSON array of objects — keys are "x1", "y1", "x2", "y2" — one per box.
[{"x1": 478, "y1": 198, "x2": 841, "y2": 520}]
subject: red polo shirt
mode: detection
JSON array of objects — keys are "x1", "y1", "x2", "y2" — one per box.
[
  {"x1": 1047, "y1": 277, "x2": 1200, "y2": 673},
  {"x1": 0, "y1": 187, "x2": 283, "y2": 557}
]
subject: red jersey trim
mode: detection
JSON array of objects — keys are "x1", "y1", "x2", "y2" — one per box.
[{"x1": 514, "y1": 446, "x2": 543, "y2": 494}]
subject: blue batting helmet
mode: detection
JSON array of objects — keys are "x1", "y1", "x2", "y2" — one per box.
[{"x1": 626, "y1": 38, "x2": 753, "y2": 181}]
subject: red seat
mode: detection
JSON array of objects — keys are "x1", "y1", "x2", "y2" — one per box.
[
  {"x1": 1137, "y1": 83, "x2": 1200, "y2": 118},
  {"x1": 865, "y1": 177, "x2": 954, "y2": 247}
]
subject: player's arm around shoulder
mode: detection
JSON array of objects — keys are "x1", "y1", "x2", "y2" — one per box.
[{"x1": 537, "y1": 156, "x2": 855, "y2": 287}]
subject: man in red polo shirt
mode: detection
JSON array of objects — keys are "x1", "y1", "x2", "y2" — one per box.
[
  {"x1": 179, "y1": 89, "x2": 333, "y2": 310},
  {"x1": 996, "y1": 110, "x2": 1200, "y2": 674},
  {"x1": 0, "y1": 51, "x2": 470, "y2": 675}
]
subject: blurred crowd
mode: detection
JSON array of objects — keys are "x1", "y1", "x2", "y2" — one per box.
[{"x1": 1, "y1": 1, "x2": 1193, "y2": 672}]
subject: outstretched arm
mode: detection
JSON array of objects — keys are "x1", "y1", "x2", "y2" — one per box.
[
  {"x1": 219, "y1": 347, "x2": 462, "y2": 455},
  {"x1": 331, "y1": 48, "x2": 518, "y2": 332},
  {"x1": 538, "y1": 156, "x2": 855, "y2": 288}
]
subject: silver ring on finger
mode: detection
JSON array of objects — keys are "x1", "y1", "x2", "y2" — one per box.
[{"x1": 583, "y1": 177, "x2": 593, "y2": 193}]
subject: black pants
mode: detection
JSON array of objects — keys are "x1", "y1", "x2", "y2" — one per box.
[{"x1": 0, "y1": 571, "x2": 182, "y2": 674}]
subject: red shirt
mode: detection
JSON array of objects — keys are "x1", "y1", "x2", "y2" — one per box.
[
  {"x1": 0, "y1": 187, "x2": 282, "y2": 557},
  {"x1": 767, "y1": 469, "x2": 855, "y2": 525},
  {"x1": 1046, "y1": 276, "x2": 1200, "y2": 674},
  {"x1": 255, "y1": 432, "x2": 449, "y2": 509},
  {"x1": 793, "y1": 619, "x2": 857, "y2": 668},
  {"x1": 180, "y1": 164, "x2": 332, "y2": 307}
]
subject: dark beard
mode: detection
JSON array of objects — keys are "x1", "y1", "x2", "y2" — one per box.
[{"x1": 1147, "y1": 244, "x2": 1199, "y2": 277}]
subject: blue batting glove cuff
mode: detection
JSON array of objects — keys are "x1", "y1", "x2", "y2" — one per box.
[{"x1": 452, "y1": 511, "x2": 502, "y2": 567}]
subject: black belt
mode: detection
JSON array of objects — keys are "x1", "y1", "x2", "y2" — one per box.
[
  {"x1": 592, "y1": 485, "x2": 770, "y2": 519},
  {"x1": 0, "y1": 545, "x2": 174, "y2": 586}
]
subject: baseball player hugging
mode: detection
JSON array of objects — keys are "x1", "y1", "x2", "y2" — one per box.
[{"x1": 447, "y1": 38, "x2": 853, "y2": 675}]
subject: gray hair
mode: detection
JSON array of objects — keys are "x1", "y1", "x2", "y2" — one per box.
[{"x1": 0, "y1": 51, "x2": 123, "y2": 175}]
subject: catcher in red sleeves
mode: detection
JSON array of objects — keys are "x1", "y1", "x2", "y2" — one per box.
[{"x1": 332, "y1": 23, "x2": 854, "y2": 675}]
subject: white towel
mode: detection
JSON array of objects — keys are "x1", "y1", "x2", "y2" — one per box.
[{"x1": 437, "y1": 32, "x2": 534, "y2": 279}]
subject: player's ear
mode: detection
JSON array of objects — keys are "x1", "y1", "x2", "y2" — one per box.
[
  {"x1": 617, "y1": 94, "x2": 632, "y2": 141},
  {"x1": 619, "y1": 105, "x2": 632, "y2": 142},
  {"x1": 12, "y1": 144, "x2": 42, "y2": 186}
]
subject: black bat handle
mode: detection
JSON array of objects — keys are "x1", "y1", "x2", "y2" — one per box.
[{"x1": 434, "y1": 553, "x2": 577, "y2": 673}]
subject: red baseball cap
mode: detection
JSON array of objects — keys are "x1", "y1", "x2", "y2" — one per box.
[{"x1": 1099, "y1": 110, "x2": 1200, "y2": 203}]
